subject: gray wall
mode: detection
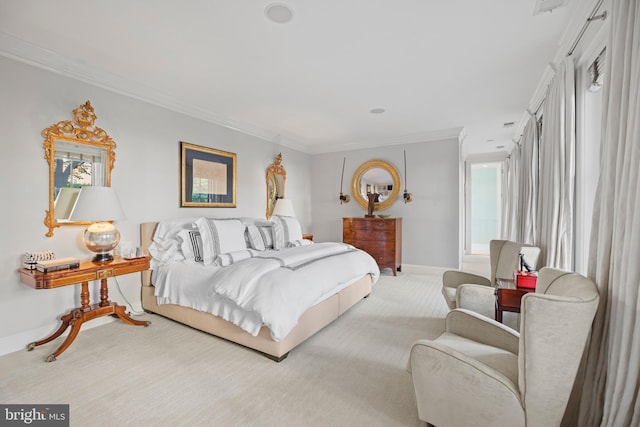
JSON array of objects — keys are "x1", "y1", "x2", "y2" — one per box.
[
  {"x1": 311, "y1": 141, "x2": 460, "y2": 267},
  {"x1": 0, "y1": 55, "x2": 459, "y2": 355}
]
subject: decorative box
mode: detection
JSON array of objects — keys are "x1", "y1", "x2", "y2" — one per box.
[{"x1": 516, "y1": 270, "x2": 538, "y2": 289}]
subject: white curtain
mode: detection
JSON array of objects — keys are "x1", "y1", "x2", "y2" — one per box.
[
  {"x1": 537, "y1": 56, "x2": 576, "y2": 270},
  {"x1": 502, "y1": 144, "x2": 519, "y2": 241},
  {"x1": 502, "y1": 114, "x2": 539, "y2": 245},
  {"x1": 579, "y1": 0, "x2": 640, "y2": 425},
  {"x1": 517, "y1": 114, "x2": 539, "y2": 245}
]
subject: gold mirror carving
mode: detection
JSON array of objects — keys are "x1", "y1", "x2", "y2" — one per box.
[
  {"x1": 351, "y1": 159, "x2": 401, "y2": 212},
  {"x1": 265, "y1": 153, "x2": 286, "y2": 219},
  {"x1": 42, "y1": 101, "x2": 116, "y2": 237}
]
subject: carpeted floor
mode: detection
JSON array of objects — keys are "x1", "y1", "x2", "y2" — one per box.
[{"x1": 0, "y1": 268, "x2": 449, "y2": 426}]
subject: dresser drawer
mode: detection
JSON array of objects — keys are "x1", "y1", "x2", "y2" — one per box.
[
  {"x1": 344, "y1": 219, "x2": 396, "y2": 232},
  {"x1": 343, "y1": 229, "x2": 396, "y2": 242}
]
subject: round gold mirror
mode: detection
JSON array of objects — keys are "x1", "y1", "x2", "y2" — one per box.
[{"x1": 351, "y1": 159, "x2": 401, "y2": 211}]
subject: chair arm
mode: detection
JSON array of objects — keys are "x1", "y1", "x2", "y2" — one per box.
[
  {"x1": 446, "y1": 309, "x2": 520, "y2": 354},
  {"x1": 442, "y1": 270, "x2": 491, "y2": 290},
  {"x1": 456, "y1": 284, "x2": 497, "y2": 319},
  {"x1": 410, "y1": 339, "x2": 524, "y2": 426}
]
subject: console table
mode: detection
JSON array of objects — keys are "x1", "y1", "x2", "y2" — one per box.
[
  {"x1": 343, "y1": 217, "x2": 402, "y2": 275},
  {"x1": 18, "y1": 256, "x2": 151, "y2": 362}
]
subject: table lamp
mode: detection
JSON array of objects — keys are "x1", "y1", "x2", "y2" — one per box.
[
  {"x1": 272, "y1": 198, "x2": 296, "y2": 217},
  {"x1": 69, "y1": 186, "x2": 125, "y2": 262}
]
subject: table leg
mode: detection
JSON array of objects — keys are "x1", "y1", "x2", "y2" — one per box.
[
  {"x1": 45, "y1": 309, "x2": 85, "y2": 362},
  {"x1": 26, "y1": 311, "x2": 75, "y2": 351},
  {"x1": 112, "y1": 304, "x2": 151, "y2": 326},
  {"x1": 99, "y1": 278, "x2": 109, "y2": 307}
]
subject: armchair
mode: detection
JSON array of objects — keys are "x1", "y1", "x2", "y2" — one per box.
[
  {"x1": 441, "y1": 240, "x2": 541, "y2": 318},
  {"x1": 410, "y1": 267, "x2": 600, "y2": 427}
]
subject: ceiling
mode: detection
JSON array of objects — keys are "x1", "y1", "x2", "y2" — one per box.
[{"x1": 0, "y1": 1, "x2": 591, "y2": 156}]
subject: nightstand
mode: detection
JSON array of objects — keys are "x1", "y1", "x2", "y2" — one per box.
[
  {"x1": 302, "y1": 233, "x2": 313, "y2": 241},
  {"x1": 18, "y1": 256, "x2": 151, "y2": 361}
]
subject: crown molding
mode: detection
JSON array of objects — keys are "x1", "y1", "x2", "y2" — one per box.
[
  {"x1": 0, "y1": 33, "x2": 470, "y2": 156},
  {"x1": 305, "y1": 127, "x2": 465, "y2": 154},
  {"x1": 0, "y1": 31, "x2": 308, "y2": 149}
]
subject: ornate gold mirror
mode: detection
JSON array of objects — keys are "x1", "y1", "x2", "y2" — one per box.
[
  {"x1": 351, "y1": 159, "x2": 401, "y2": 212},
  {"x1": 42, "y1": 101, "x2": 116, "y2": 237},
  {"x1": 265, "y1": 153, "x2": 286, "y2": 219}
]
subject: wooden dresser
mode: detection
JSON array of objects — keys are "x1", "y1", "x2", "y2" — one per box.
[{"x1": 343, "y1": 217, "x2": 402, "y2": 275}]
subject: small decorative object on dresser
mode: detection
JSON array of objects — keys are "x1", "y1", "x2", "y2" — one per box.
[{"x1": 343, "y1": 217, "x2": 402, "y2": 275}]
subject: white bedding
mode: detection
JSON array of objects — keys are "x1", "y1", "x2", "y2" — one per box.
[{"x1": 152, "y1": 242, "x2": 380, "y2": 341}]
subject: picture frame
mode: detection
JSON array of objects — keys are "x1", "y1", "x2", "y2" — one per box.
[{"x1": 180, "y1": 141, "x2": 236, "y2": 207}]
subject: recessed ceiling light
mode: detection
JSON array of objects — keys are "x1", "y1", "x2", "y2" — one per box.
[
  {"x1": 265, "y1": 3, "x2": 294, "y2": 24},
  {"x1": 370, "y1": 108, "x2": 386, "y2": 114},
  {"x1": 503, "y1": 121, "x2": 515, "y2": 128},
  {"x1": 496, "y1": 145, "x2": 505, "y2": 149}
]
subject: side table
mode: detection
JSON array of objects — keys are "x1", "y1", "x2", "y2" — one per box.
[
  {"x1": 495, "y1": 287, "x2": 535, "y2": 323},
  {"x1": 18, "y1": 256, "x2": 151, "y2": 361}
]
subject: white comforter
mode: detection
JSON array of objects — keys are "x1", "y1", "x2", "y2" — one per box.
[{"x1": 152, "y1": 242, "x2": 380, "y2": 341}]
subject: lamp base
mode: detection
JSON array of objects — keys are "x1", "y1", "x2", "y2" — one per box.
[{"x1": 92, "y1": 253, "x2": 114, "y2": 263}]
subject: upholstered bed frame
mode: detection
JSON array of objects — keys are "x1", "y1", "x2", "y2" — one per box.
[{"x1": 139, "y1": 222, "x2": 373, "y2": 361}]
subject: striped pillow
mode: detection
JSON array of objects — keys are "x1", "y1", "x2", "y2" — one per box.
[
  {"x1": 270, "y1": 215, "x2": 303, "y2": 250},
  {"x1": 245, "y1": 225, "x2": 266, "y2": 251},
  {"x1": 177, "y1": 229, "x2": 203, "y2": 262},
  {"x1": 195, "y1": 217, "x2": 248, "y2": 265}
]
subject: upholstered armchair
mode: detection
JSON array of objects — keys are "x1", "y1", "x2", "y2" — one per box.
[
  {"x1": 441, "y1": 240, "x2": 541, "y2": 319},
  {"x1": 410, "y1": 267, "x2": 600, "y2": 427}
]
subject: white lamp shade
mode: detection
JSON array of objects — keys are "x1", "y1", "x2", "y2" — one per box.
[
  {"x1": 69, "y1": 186, "x2": 126, "y2": 222},
  {"x1": 272, "y1": 198, "x2": 296, "y2": 217}
]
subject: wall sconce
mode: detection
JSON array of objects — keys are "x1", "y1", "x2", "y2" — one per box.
[
  {"x1": 403, "y1": 150, "x2": 413, "y2": 203},
  {"x1": 69, "y1": 186, "x2": 125, "y2": 262},
  {"x1": 339, "y1": 157, "x2": 350, "y2": 204}
]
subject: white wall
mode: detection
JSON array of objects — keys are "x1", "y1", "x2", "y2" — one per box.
[
  {"x1": 0, "y1": 55, "x2": 460, "y2": 356},
  {"x1": 310, "y1": 140, "x2": 460, "y2": 268},
  {"x1": 0, "y1": 56, "x2": 311, "y2": 355}
]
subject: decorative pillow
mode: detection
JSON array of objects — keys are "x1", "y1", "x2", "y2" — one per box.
[
  {"x1": 176, "y1": 229, "x2": 203, "y2": 262},
  {"x1": 148, "y1": 217, "x2": 199, "y2": 263},
  {"x1": 194, "y1": 217, "x2": 248, "y2": 265},
  {"x1": 245, "y1": 225, "x2": 266, "y2": 251},
  {"x1": 216, "y1": 249, "x2": 256, "y2": 267},
  {"x1": 270, "y1": 215, "x2": 303, "y2": 250},
  {"x1": 287, "y1": 239, "x2": 314, "y2": 248},
  {"x1": 258, "y1": 225, "x2": 274, "y2": 249}
]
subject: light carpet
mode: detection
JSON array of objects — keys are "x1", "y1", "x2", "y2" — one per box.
[{"x1": 0, "y1": 269, "x2": 449, "y2": 426}]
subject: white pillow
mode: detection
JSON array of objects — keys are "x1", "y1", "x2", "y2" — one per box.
[
  {"x1": 195, "y1": 217, "x2": 248, "y2": 265},
  {"x1": 177, "y1": 229, "x2": 203, "y2": 262},
  {"x1": 148, "y1": 217, "x2": 199, "y2": 263},
  {"x1": 216, "y1": 249, "x2": 255, "y2": 267},
  {"x1": 287, "y1": 239, "x2": 313, "y2": 248},
  {"x1": 258, "y1": 225, "x2": 274, "y2": 249},
  {"x1": 270, "y1": 215, "x2": 303, "y2": 250},
  {"x1": 245, "y1": 225, "x2": 266, "y2": 251}
]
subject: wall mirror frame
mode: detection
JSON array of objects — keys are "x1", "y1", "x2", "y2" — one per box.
[
  {"x1": 351, "y1": 159, "x2": 401, "y2": 212},
  {"x1": 42, "y1": 101, "x2": 116, "y2": 237},
  {"x1": 265, "y1": 153, "x2": 286, "y2": 219}
]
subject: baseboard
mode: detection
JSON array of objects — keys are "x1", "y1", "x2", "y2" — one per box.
[{"x1": 0, "y1": 316, "x2": 115, "y2": 357}]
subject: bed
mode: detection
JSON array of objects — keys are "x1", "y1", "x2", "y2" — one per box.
[{"x1": 139, "y1": 217, "x2": 380, "y2": 361}]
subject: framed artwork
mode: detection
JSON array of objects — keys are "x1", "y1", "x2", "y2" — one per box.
[{"x1": 180, "y1": 141, "x2": 236, "y2": 207}]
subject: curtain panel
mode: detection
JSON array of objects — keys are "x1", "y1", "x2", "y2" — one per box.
[
  {"x1": 537, "y1": 56, "x2": 576, "y2": 270},
  {"x1": 517, "y1": 114, "x2": 539, "y2": 245},
  {"x1": 579, "y1": 0, "x2": 640, "y2": 425}
]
